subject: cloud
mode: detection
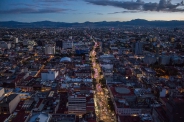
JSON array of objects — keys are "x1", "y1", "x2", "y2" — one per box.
[
  {"x1": 10, "y1": 3, "x2": 40, "y2": 8},
  {"x1": 34, "y1": 0, "x2": 64, "y2": 2},
  {"x1": 85, "y1": 0, "x2": 144, "y2": 10},
  {"x1": 35, "y1": 0, "x2": 76, "y2": 2},
  {"x1": 72, "y1": 12, "x2": 103, "y2": 15},
  {"x1": 143, "y1": 3, "x2": 158, "y2": 11},
  {"x1": 108, "y1": 11, "x2": 139, "y2": 14},
  {"x1": 85, "y1": 0, "x2": 184, "y2": 12},
  {"x1": 0, "y1": 0, "x2": 76, "y2": 15},
  {"x1": 0, "y1": 7, "x2": 67, "y2": 14}
]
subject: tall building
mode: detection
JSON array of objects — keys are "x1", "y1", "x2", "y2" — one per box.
[
  {"x1": 72, "y1": 41, "x2": 75, "y2": 52},
  {"x1": 156, "y1": 43, "x2": 160, "y2": 62},
  {"x1": 98, "y1": 41, "x2": 102, "y2": 52},
  {"x1": 68, "y1": 92, "x2": 94, "y2": 116},
  {"x1": 14, "y1": 37, "x2": 18, "y2": 43},
  {"x1": 0, "y1": 94, "x2": 20, "y2": 114},
  {"x1": 0, "y1": 87, "x2": 4, "y2": 97},
  {"x1": 68, "y1": 94, "x2": 86, "y2": 115},
  {"x1": 166, "y1": 98, "x2": 184, "y2": 122},
  {"x1": 133, "y1": 42, "x2": 143, "y2": 55},
  {"x1": 152, "y1": 98, "x2": 184, "y2": 122},
  {"x1": 45, "y1": 44, "x2": 55, "y2": 55}
]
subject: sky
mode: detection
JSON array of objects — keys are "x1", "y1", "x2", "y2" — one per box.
[{"x1": 0, "y1": 0, "x2": 184, "y2": 22}]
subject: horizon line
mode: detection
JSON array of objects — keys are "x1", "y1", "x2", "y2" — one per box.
[{"x1": 0, "y1": 19, "x2": 184, "y2": 23}]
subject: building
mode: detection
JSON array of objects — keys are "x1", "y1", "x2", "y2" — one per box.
[
  {"x1": 75, "y1": 69, "x2": 91, "y2": 77},
  {"x1": 152, "y1": 106, "x2": 169, "y2": 122},
  {"x1": 133, "y1": 69, "x2": 142, "y2": 78},
  {"x1": 0, "y1": 87, "x2": 5, "y2": 97},
  {"x1": 28, "y1": 113, "x2": 49, "y2": 122},
  {"x1": 166, "y1": 98, "x2": 184, "y2": 122},
  {"x1": 100, "y1": 63, "x2": 113, "y2": 70},
  {"x1": 118, "y1": 115, "x2": 141, "y2": 122},
  {"x1": 45, "y1": 44, "x2": 55, "y2": 55},
  {"x1": 23, "y1": 40, "x2": 36, "y2": 46},
  {"x1": 68, "y1": 94, "x2": 86, "y2": 115},
  {"x1": 152, "y1": 97, "x2": 184, "y2": 122},
  {"x1": 62, "y1": 41, "x2": 73, "y2": 49},
  {"x1": 0, "y1": 94, "x2": 20, "y2": 114},
  {"x1": 60, "y1": 57, "x2": 72, "y2": 62},
  {"x1": 133, "y1": 42, "x2": 143, "y2": 55},
  {"x1": 49, "y1": 114, "x2": 76, "y2": 122},
  {"x1": 159, "y1": 55, "x2": 171, "y2": 65},
  {"x1": 68, "y1": 91, "x2": 94, "y2": 116},
  {"x1": 108, "y1": 85, "x2": 151, "y2": 116},
  {"x1": 0, "y1": 41, "x2": 11, "y2": 49},
  {"x1": 14, "y1": 38, "x2": 18, "y2": 43},
  {"x1": 41, "y1": 70, "x2": 59, "y2": 81},
  {"x1": 143, "y1": 55, "x2": 157, "y2": 65}
]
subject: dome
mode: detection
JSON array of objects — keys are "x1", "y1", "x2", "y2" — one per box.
[
  {"x1": 60, "y1": 57, "x2": 71, "y2": 62},
  {"x1": 115, "y1": 87, "x2": 130, "y2": 94}
]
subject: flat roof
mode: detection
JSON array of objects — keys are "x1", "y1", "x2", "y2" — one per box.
[
  {"x1": 0, "y1": 94, "x2": 18, "y2": 104},
  {"x1": 109, "y1": 85, "x2": 134, "y2": 97},
  {"x1": 28, "y1": 113, "x2": 48, "y2": 122},
  {"x1": 118, "y1": 115, "x2": 140, "y2": 122},
  {"x1": 50, "y1": 114, "x2": 76, "y2": 122},
  {"x1": 115, "y1": 87, "x2": 131, "y2": 94}
]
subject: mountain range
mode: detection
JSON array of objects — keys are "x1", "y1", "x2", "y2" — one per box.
[{"x1": 0, "y1": 19, "x2": 184, "y2": 28}]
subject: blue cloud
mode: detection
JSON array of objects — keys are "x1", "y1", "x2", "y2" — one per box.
[{"x1": 0, "y1": 7, "x2": 68, "y2": 14}]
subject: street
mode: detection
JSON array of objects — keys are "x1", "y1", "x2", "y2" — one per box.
[
  {"x1": 90, "y1": 41, "x2": 116, "y2": 122},
  {"x1": 34, "y1": 55, "x2": 54, "y2": 77}
]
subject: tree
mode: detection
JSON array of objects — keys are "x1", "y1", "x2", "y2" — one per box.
[
  {"x1": 99, "y1": 78, "x2": 106, "y2": 85},
  {"x1": 91, "y1": 70, "x2": 95, "y2": 75},
  {"x1": 92, "y1": 78, "x2": 97, "y2": 90},
  {"x1": 99, "y1": 72, "x2": 103, "y2": 75},
  {"x1": 108, "y1": 98, "x2": 115, "y2": 111}
]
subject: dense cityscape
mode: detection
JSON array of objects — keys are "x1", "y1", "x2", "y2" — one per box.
[
  {"x1": 1, "y1": 0, "x2": 184, "y2": 121},
  {"x1": 0, "y1": 27, "x2": 183, "y2": 122}
]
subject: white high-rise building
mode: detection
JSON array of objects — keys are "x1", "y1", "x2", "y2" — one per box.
[
  {"x1": 14, "y1": 38, "x2": 18, "y2": 43},
  {"x1": 45, "y1": 44, "x2": 55, "y2": 55}
]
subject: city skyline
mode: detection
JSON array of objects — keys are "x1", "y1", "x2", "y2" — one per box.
[{"x1": 0, "y1": 0, "x2": 184, "y2": 22}]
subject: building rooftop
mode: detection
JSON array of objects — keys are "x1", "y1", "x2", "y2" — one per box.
[
  {"x1": 118, "y1": 115, "x2": 140, "y2": 122},
  {"x1": 109, "y1": 85, "x2": 134, "y2": 97},
  {"x1": 115, "y1": 87, "x2": 131, "y2": 94},
  {"x1": 49, "y1": 114, "x2": 76, "y2": 122},
  {"x1": 0, "y1": 94, "x2": 18, "y2": 104},
  {"x1": 60, "y1": 57, "x2": 72, "y2": 62},
  {"x1": 28, "y1": 113, "x2": 49, "y2": 122}
]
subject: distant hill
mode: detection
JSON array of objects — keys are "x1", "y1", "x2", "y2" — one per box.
[{"x1": 0, "y1": 19, "x2": 184, "y2": 28}]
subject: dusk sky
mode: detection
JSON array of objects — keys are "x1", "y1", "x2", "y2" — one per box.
[{"x1": 0, "y1": 0, "x2": 184, "y2": 22}]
